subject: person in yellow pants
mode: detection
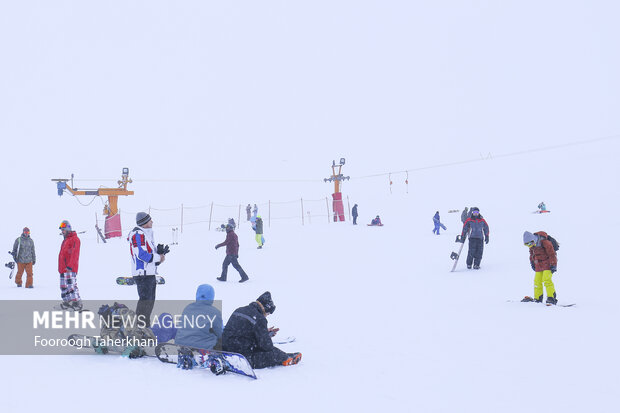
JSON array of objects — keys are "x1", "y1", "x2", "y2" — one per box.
[
  {"x1": 522, "y1": 231, "x2": 558, "y2": 304},
  {"x1": 254, "y1": 216, "x2": 264, "y2": 249}
]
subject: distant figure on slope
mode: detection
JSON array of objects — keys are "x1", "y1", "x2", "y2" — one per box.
[
  {"x1": 252, "y1": 204, "x2": 258, "y2": 219},
  {"x1": 12, "y1": 227, "x2": 36, "y2": 288},
  {"x1": 246, "y1": 204, "x2": 252, "y2": 221},
  {"x1": 461, "y1": 207, "x2": 469, "y2": 224},
  {"x1": 215, "y1": 224, "x2": 249, "y2": 283},
  {"x1": 223, "y1": 291, "x2": 301, "y2": 369},
  {"x1": 254, "y1": 215, "x2": 265, "y2": 249},
  {"x1": 175, "y1": 284, "x2": 223, "y2": 350},
  {"x1": 458, "y1": 207, "x2": 489, "y2": 269},
  {"x1": 370, "y1": 215, "x2": 382, "y2": 226},
  {"x1": 521, "y1": 231, "x2": 558, "y2": 305},
  {"x1": 352, "y1": 204, "x2": 359, "y2": 225},
  {"x1": 432, "y1": 211, "x2": 447, "y2": 235},
  {"x1": 538, "y1": 202, "x2": 547, "y2": 212}
]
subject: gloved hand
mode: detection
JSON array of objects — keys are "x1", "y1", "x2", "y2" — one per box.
[
  {"x1": 156, "y1": 244, "x2": 170, "y2": 255},
  {"x1": 550, "y1": 265, "x2": 557, "y2": 274},
  {"x1": 531, "y1": 262, "x2": 536, "y2": 271},
  {"x1": 215, "y1": 245, "x2": 219, "y2": 250},
  {"x1": 485, "y1": 236, "x2": 489, "y2": 244}
]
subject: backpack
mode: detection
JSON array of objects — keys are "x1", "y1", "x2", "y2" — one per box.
[{"x1": 544, "y1": 235, "x2": 560, "y2": 252}]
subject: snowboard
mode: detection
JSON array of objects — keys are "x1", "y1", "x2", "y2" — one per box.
[
  {"x1": 367, "y1": 224, "x2": 384, "y2": 227},
  {"x1": 6, "y1": 251, "x2": 15, "y2": 279},
  {"x1": 155, "y1": 342, "x2": 257, "y2": 379},
  {"x1": 507, "y1": 299, "x2": 576, "y2": 307},
  {"x1": 532, "y1": 210, "x2": 551, "y2": 214},
  {"x1": 116, "y1": 276, "x2": 166, "y2": 286},
  {"x1": 450, "y1": 234, "x2": 467, "y2": 272},
  {"x1": 67, "y1": 334, "x2": 153, "y2": 357}
]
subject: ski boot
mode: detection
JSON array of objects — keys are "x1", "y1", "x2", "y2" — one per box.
[{"x1": 177, "y1": 348, "x2": 197, "y2": 370}]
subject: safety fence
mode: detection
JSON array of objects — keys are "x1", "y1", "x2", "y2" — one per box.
[{"x1": 94, "y1": 196, "x2": 353, "y2": 242}]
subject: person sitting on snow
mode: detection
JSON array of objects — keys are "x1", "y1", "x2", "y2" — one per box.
[
  {"x1": 370, "y1": 215, "x2": 382, "y2": 226},
  {"x1": 175, "y1": 284, "x2": 223, "y2": 350}
]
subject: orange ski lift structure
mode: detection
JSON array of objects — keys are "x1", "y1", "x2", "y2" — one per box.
[
  {"x1": 52, "y1": 168, "x2": 134, "y2": 239},
  {"x1": 323, "y1": 158, "x2": 349, "y2": 222}
]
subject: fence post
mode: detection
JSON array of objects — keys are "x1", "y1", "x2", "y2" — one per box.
[
  {"x1": 268, "y1": 200, "x2": 271, "y2": 228},
  {"x1": 208, "y1": 202, "x2": 213, "y2": 231},
  {"x1": 238, "y1": 204, "x2": 241, "y2": 228},
  {"x1": 347, "y1": 195, "x2": 351, "y2": 222},
  {"x1": 326, "y1": 197, "x2": 330, "y2": 223},
  {"x1": 181, "y1": 204, "x2": 184, "y2": 233},
  {"x1": 301, "y1": 198, "x2": 304, "y2": 226}
]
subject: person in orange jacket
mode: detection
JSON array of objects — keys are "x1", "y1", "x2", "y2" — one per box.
[{"x1": 521, "y1": 231, "x2": 558, "y2": 305}]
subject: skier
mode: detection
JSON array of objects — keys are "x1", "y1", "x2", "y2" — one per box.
[
  {"x1": 521, "y1": 231, "x2": 558, "y2": 305},
  {"x1": 175, "y1": 284, "x2": 223, "y2": 350},
  {"x1": 254, "y1": 215, "x2": 264, "y2": 249},
  {"x1": 246, "y1": 204, "x2": 251, "y2": 221},
  {"x1": 432, "y1": 211, "x2": 446, "y2": 235},
  {"x1": 58, "y1": 220, "x2": 82, "y2": 310},
  {"x1": 222, "y1": 291, "x2": 301, "y2": 368},
  {"x1": 460, "y1": 207, "x2": 469, "y2": 224},
  {"x1": 458, "y1": 207, "x2": 489, "y2": 269},
  {"x1": 370, "y1": 215, "x2": 382, "y2": 226},
  {"x1": 12, "y1": 227, "x2": 36, "y2": 288},
  {"x1": 352, "y1": 204, "x2": 358, "y2": 225},
  {"x1": 128, "y1": 212, "x2": 169, "y2": 327},
  {"x1": 215, "y1": 224, "x2": 249, "y2": 283}
]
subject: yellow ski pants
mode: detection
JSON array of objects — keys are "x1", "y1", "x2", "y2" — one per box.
[{"x1": 534, "y1": 270, "x2": 555, "y2": 301}]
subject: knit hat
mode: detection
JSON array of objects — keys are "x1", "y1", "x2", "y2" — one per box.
[
  {"x1": 523, "y1": 231, "x2": 538, "y2": 245},
  {"x1": 59, "y1": 220, "x2": 72, "y2": 231},
  {"x1": 23, "y1": 227, "x2": 30, "y2": 234},
  {"x1": 257, "y1": 291, "x2": 276, "y2": 314},
  {"x1": 196, "y1": 284, "x2": 215, "y2": 301},
  {"x1": 136, "y1": 212, "x2": 152, "y2": 226}
]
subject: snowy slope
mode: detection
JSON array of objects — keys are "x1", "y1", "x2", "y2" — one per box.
[{"x1": 2, "y1": 2, "x2": 620, "y2": 412}]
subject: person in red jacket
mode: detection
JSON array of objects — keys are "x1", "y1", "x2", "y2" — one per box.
[
  {"x1": 215, "y1": 224, "x2": 249, "y2": 283},
  {"x1": 58, "y1": 220, "x2": 82, "y2": 310},
  {"x1": 521, "y1": 231, "x2": 558, "y2": 305}
]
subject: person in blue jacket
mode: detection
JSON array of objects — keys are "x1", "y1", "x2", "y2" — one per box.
[
  {"x1": 432, "y1": 211, "x2": 446, "y2": 235},
  {"x1": 175, "y1": 284, "x2": 223, "y2": 350}
]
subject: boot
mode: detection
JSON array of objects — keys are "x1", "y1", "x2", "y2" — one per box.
[
  {"x1": 282, "y1": 352, "x2": 302, "y2": 366},
  {"x1": 216, "y1": 276, "x2": 226, "y2": 282},
  {"x1": 546, "y1": 296, "x2": 557, "y2": 305},
  {"x1": 239, "y1": 276, "x2": 249, "y2": 283}
]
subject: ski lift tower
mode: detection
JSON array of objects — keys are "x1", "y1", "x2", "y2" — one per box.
[
  {"x1": 323, "y1": 158, "x2": 349, "y2": 222},
  {"x1": 51, "y1": 168, "x2": 134, "y2": 239}
]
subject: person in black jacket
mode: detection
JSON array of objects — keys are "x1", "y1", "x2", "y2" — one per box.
[
  {"x1": 352, "y1": 204, "x2": 358, "y2": 225},
  {"x1": 222, "y1": 292, "x2": 301, "y2": 369}
]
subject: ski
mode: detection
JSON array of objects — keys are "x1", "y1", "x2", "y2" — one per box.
[
  {"x1": 155, "y1": 342, "x2": 257, "y2": 379},
  {"x1": 116, "y1": 276, "x2": 166, "y2": 286}
]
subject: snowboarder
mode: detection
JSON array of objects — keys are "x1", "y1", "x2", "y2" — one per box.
[
  {"x1": 254, "y1": 215, "x2": 264, "y2": 249},
  {"x1": 370, "y1": 215, "x2": 382, "y2": 226},
  {"x1": 458, "y1": 207, "x2": 489, "y2": 269},
  {"x1": 432, "y1": 211, "x2": 446, "y2": 235},
  {"x1": 128, "y1": 212, "x2": 168, "y2": 327},
  {"x1": 175, "y1": 284, "x2": 223, "y2": 350},
  {"x1": 352, "y1": 204, "x2": 358, "y2": 225},
  {"x1": 215, "y1": 224, "x2": 249, "y2": 283},
  {"x1": 222, "y1": 291, "x2": 301, "y2": 368},
  {"x1": 58, "y1": 220, "x2": 82, "y2": 310},
  {"x1": 460, "y1": 207, "x2": 469, "y2": 224},
  {"x1": 12, "y1": 227, "x2": 36, "y2": 288},
  {"x1": 538, "y1": 202, "x2": 547, "y2": 212},
  {"x1": 246, "y1": 204, "x2": 251, "y2": 221},
  {"x1": 521, "y1": 231, "x2": 558, "y2": 305}
]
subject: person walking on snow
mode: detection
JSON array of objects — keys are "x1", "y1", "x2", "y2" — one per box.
[
  {"x1": 254, "y1": 215, "x2": 264, "y2": 249},
  {"x1": 432, "y1": 211, "x2": 446, "y2": 235},
  {"x1": 215, "y1": 224, "x2": 249, "y2": 283},
  {"x1": 458, "y1": 207, "x2": 489, "y2": 269},
  {"x1": 246, "y1": 204, "x2": 252, "y2": 221},
  {"x1": 521, "y1": 231, "x2": 558, "y2": 305},
  {"x1": 128, "y1": 212, "x2": 168, "y2": 327},
  {"x1": 223, "y1": 291, "x2": 301, "y2": 369},
  {"x1": 352, "y1": 204, "x2": 358, "y2": 225},
  {"x1": 12, "y1": 227, "x2": 36, "y2": 288},
  {"x1": 58, "y1": 220, "x2": 82, "y2": 310},
  {"x1": 252, "y1": 204, "x2": 258, "y2": 219}
]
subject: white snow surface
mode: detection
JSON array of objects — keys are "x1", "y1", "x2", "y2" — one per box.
[{"x1": 1, "y1": 2, "x2": 620, "y2": 412}]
